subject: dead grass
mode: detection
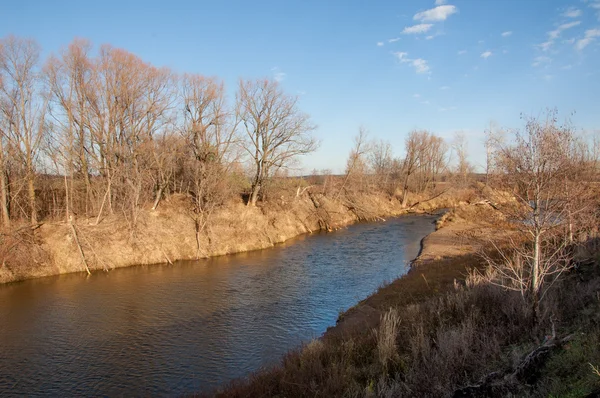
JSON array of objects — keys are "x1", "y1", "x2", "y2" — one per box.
[{"x1": 210, "y1": 256, "x2": 600, "y2": 398}]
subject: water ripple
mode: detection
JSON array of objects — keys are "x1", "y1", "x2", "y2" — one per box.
[{"x1": 0, "y1": 214, "x2": 437, "y2": 396}]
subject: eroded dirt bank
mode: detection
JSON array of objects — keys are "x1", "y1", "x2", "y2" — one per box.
[{"x1": 0, "y1": 190, "x2": 468, "y2": 284}]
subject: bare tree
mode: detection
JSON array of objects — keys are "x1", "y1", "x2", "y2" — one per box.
[
  {"x1": 335, "y1": 126, "x2": 370, "y2": 199},
  {"x1": 237, "y1": 79, "x2": 317, "y2": 206},
  {"x1": 180, "y1": 74, "x2": 238, "y2": 256},
  {"x1": 0, "y1": 36, "x2": 47, "y2": 224},
  {"x1": 486, "y1": 113, "x2": 591, "y2": 321},
  {"x1": 369, "y1": 139, "x2": 394, "y2": 194},
  {"x1": 452, "y1": 131, "x2": 471, "y2": 186}
]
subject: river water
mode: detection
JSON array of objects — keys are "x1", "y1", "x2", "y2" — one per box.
[{"x1": 0, "y1": 213, "x2": 437, "y2": 396}]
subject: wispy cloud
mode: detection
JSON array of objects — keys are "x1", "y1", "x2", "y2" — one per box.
[
  {"x1": 388, "y1": 37, "x2": 401, "y2": 43},
  {"x1": 377, "y1": 42, "x2": 384, "y2": 47},
  {"x1": 434, "y1": 0, "x2": 447, "y2": 5},
  {"x1": 440, "y1": 86, "x2": 450, "y2": 90},
  {"x1": 413, "y1": 93, "x2": 421, "y2": 98},
  {"x1": 402, "y1": 23, "x2": 433, "y2": 34},
  {"x1": 393, "y1": 52, "x2": 431, "y2": 74},
  {"x1": 562, "y1": 7, "x2": 582, "y2": 18},
  {"x1": 414, "y1": 5, "x2": 458, "y2": 22},
  {"x1": 271, "y1": 67, "x2": 286, "y2": 82},
  {"x1": 532, "y1": 55, "x2": 551, "y2": 67},
  {"x1": 548, "y1": 21, "x2": 581, "y2": 40},
  {"x1": 457, "y1": 50, "x2": 467, "y2": 55},
  {"x1": 576, "y1": 28, "x2": 600, "y2": 50},
  {"x1": 541, "y1": 21, "x2": 581, "y2": 51},
  {"x1": 501, "y1": 31, "x2": 512, "y2": 37},
  {"x1": 589, "y1": 1, "x2": 600, "y2": 20},
  {"x1": 481, "y1": 51, "x2": 492, "y2": 59}
]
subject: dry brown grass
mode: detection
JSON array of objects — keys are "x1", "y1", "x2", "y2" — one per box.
[{"x1": 212, "y1": 257, "x2": 600, "y2": 398}]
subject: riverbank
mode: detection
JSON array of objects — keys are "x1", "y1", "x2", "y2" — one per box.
[
  {"x1": 0, "y1": 189, "x2": 470, "y2": 285},
  {"x1": 213, "y1": 202, "x2": 600, "y2": 397}
]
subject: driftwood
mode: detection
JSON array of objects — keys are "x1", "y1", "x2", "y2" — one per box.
[
  {"x1": 453, "y1": 334, "x2": 574, "y2": 397},
  {"x1": 409, "y1": 188, "x2": 450, "y2": 209},
  {"x1": 69, "y1": 217, "x2": 91, "y2": 275},
  {"x1": 470, "y1": 199, "x2": 500, "y2": 210}
]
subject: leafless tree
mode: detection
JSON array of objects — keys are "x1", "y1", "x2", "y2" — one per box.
[
  {"x1": 486, "y1": 112, "x2": 592, "y2": 320},
  {"x1": 399, "y1": 130, "x2": 447, "y2": 207},
  {"x1": 335, "y1": 126, "x2": 371, "y2": 199},
  {"x1": 0, "y1": 36, "x2": 47, "y2": 224},
  {"x1": 369, "y1": 139, "x2": 394, "y2": 194},
  {"x1": 180, "y1": 74, "x2": 238, "y2": 256},
  {"x1": 453, "y1": 131, "x2": 471, "y2": 186},
  {"x1": 237, "y1": 79, "x2": 317, "y2": 206}
]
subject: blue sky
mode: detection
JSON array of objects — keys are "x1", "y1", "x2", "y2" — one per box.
[{"x1": 1, "y1": 0, "x2": 599, "y2": 173}]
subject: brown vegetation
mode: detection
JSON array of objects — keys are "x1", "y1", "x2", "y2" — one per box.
[
  {"x1": 212, "y1": 200, "x2": 600, "y2": 397},
  {"x1": 0, "y1": 34, "x2": 467, "y2": 283}
]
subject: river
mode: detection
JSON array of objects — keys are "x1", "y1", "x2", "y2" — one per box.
[{"x1": 0, "y1": 213, "x2": 437, "y2": 396}]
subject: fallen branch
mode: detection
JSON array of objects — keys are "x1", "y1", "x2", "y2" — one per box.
[
  {"x1": 409, "y1": 189, "x2": 450, "y2": 210},
  {"x1": 453, "y1": 334, "x2": 574, "y2": 397},
  {"x1": 69, "y1": 217, "x2": 91, "y2": 276}
]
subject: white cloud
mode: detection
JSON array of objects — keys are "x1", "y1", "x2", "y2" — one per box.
[
  {"x1": 393, "y1": 52, "x2": 431, "y2": 74},
  {"x1": 562, "y1": 7, "x2": 582, "y2": 18},
  {"x1": 377, "y1": 42, "x2": 384, "y2": 47},
  {"x1": 411, "y1": 58, "x2": 431, "y2": 74},
  {"x1": 541, "y1": 21, "x2": 581, "y2": 51},
  {"x1": 532, "y1": 55, "x2": 551, "y2": 67},
  {"x1": 481, "y1": 51, "x2": 492, "y2": 59},
  {"x1": 271, "y1": 67, "x2": 286, "y2": 82},
  {"x1": 402, "y1": 23, "x2": 433, "y2": 34},
  {"x1": 539, "y1": 40, "x2": 553, "y2": 51},
  {"x1": 421, "y1": 100, "x2": 431, "y2": 105},
  {"x1": 440, "y1": 86, "x2": 450, "y2": 90},
  {"x1": 548, "y1": 21, "x2": 581, "y2": 39},
  {"x1": 426, "y1": 35, "x2": 435, "y2": 40},
  {"x1": 388, "y1": 37, "x2": 401, "y2": 43},
  {"x1": 501, "y1": 31, "x2": 512, "y2": 37},
  {"x1": 393, "y1": 51, "x2": 409, "y2": 61},
  {"x1": 588, "y1": 1, "x2": 600, "y2": 19},
  {"x1": 413, "y1": 93, "x2": 421, "y2": 98},
  {"x1": 414, "y1": 5, "x2": 458, "y2": 22},
  {"x1": 274, "y1": 72, "x2": 286, "y2": 82},
  {"x1": 457, "y1": 50, "x2": 467, "y2": 55},
  {"x1": 576, "y1": 28, "x2": 600, "y2": 50},
  {"x1": 435, "y1": 0, "x2": 447, "y2": 4}
]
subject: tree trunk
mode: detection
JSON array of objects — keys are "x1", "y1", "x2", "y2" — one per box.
[
  {"x1": 531, "y1": 230, "x2": 541, "y2": 322},
  {"x1": 28, "y1": 171, "x2": 37, "y2": 224},
  {"x1": 0, "y1": 167, "x2": 9, "y2": 227},
  {"x1": 152, "y1": 185, "x2": 164, "y2": 211},
  {"x1": 249, "y1": 183, "x2": 260, "y2": 206},
  {"x1": 248, "y1": 162, "x2": 262, "y2": 206}
]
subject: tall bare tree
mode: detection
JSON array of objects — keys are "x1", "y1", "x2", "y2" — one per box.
[
  {"x1": 0, "y1": 36, "x2": 47, "y2": 223},
  {"x1": 453, "y1": 131, "x2": 471, "y2": 186},
  {"x1": 237, "y1": 79, "x2": 317, "y2": 206},
  {"x1": 487, "y1": 113, "x2": 591, "y2": 321},
  {"x1": 180, "y1": 74, "x2": 238, "y2": 256}
]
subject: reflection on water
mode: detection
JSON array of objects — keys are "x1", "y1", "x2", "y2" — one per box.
[{"x1": 0, "y1": 214, "x2": 437, "y2": 396}]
